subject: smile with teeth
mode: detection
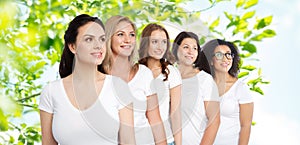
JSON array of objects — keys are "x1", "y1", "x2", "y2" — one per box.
[
  {"x1": 91, "y1": 52, "x2": 102, "y2": 58},
  {"x1": 121, "y1": 45, "x2": 132, "y2": 49},
  {"x1": 185, "y1": 55, "x2": 193, "y2": 60},
  {"x1": 220, "y1": 62, "x2": 230, "y2": 67}
]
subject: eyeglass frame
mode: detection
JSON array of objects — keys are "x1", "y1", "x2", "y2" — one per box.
[{"x1": 213, "y1": 51, "x2": 234, "y2": 60}]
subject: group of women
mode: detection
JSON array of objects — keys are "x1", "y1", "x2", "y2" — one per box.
[{"x1": 39, "y1": 14, "x2": 254, "y2": 145}]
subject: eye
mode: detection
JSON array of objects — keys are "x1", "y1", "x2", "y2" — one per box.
[
  {"x1": 162, "y1": 40, "x2": 167, "y2": 44},
  {"x1": 85, "y1": 37, "x2": 93, "y2": 42},
  {"x1": 151, "y1": 40, "x2": 158, "y2": 44},
  {"x1": 130, "y1": 33, "x2": 135, "y2": 37},
  {"x1": 117, "y1": 33, "x2": 124, "y2": 36},
  {"x1": 100, "y1": 36, "x2": 106, "y2": 42},
  {"x1": 193, "y1": 47, "x2": 198, "y2": 50},
  {"x1": 183, "y1": 46, "x2": 189, "y2": 49}
]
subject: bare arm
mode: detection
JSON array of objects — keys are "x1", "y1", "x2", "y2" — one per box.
[
  {"x1": 169, "y1": 85, "x2": 182, "y2": 145},
  {"x1": 238, "y1": 103, "x2": 254, "y2": 145},
  {"x1": 119, "y1": 103, "x2": 136, "y2": 145},
  {"x1": 40, "y1": 110, "x2": 58, "y2": 145},
  {"x1": 146, "y1": 94, "x2": 167, "y2": 145},
  {"x1": 200, "y1": 101, "x2": 220, "y2": 145}
]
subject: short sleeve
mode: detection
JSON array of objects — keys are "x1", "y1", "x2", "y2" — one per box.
[
  {"x1": 237, "y1": 80, "x2": 253, "y2": 104},
  {"x1": 168, "y1": 65, "x2": 182, "y2": 88},
  {"x1": 202, "y1": 73, "x2": 220, "y2": 102},
  {"x1": 111, "y1": 76, "x2": 134, "y2": 109},
  {"x1": 39, "y1": 83, "x2": 54, "y2": 113}
]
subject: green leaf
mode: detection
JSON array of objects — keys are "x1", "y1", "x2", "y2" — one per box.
[
  {"x1": 238, "y1": 71, "x2": 249, "y2": 78},
  {"x1": 244, "y1": 31, "x2": 252, "y2": 39},
  {"x1": 209, "y1": 17, "x2": 220, "y2": 29},
  {"x1": 251, "y1": 29, "x2": 276, "y2": 41},
  {"x1": 0, "y1": 109, "x2": 9, "y2": 131},
  {"x1": 242, "y1": 11, "x2": 255, "y2": 20},
  {"x1": 236, "y1": 0, "x2": 245, "y2": 8},
  {"x1": 254, "y1": 15, "x2": 273, "y2": 30},
  {"x1": 251, "y1": 87, "x2": 264, "y2": 95},
  {"x1": 224, "y1": 12, "x2": 233, "y2": 21},
  {"x1": 199, "y1": 37, "x2": 205, "y2": 45},
  {"x1": 241, "y1": 65, "x2": 256, "y2": 71},
  {"x1": 244, "y1": 0, "x2": 258, "y2": 9},
  {"x1": 242, "y1": 43, "x2": 257, "y2": 53}
]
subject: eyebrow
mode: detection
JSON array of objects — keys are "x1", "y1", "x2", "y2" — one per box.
[{"x1": 83, "y1": 34, "x2": 105, "y2": 37}]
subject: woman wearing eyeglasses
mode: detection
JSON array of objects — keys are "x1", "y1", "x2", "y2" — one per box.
[{"x1": 201, "y1": 39, "x2": 254, "y2": 145}]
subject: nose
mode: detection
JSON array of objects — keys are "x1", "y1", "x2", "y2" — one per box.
[
  {"x1": 94, "y1": 40, "x2": 104, "y2": 50},
  {"x1": 124, "y1": 35, "x2": 131, "y2": 43}
]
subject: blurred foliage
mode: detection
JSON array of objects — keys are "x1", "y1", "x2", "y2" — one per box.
[{"x1": 0, "y1": 0, "x2": 275, "y2": 144}]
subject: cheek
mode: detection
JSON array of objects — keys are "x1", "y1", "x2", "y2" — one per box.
[{"x1": 177, "y1": 49, "x2": 184, "y2": 60}]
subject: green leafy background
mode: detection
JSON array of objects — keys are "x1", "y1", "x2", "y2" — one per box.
[{"x1": 0, "y1": 0, "x2": 275, "y2": 144}]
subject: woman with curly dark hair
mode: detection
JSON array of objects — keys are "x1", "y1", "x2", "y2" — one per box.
[{"x1": 201, "y1": 39, "x2": 254, "y2": 145}]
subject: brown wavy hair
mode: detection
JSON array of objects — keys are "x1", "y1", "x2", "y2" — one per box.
[{"x1": 138, "y1": 23, "x2": 175, "y2": 81}]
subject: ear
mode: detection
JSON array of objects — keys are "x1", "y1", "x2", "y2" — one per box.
[{"x1": 68, "y1": 43, "x2": 76, "y2": 54}]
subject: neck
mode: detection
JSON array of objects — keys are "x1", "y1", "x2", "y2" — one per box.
[
  {"x1": 214, "y1": 71, "x2": 231, "y2": 84},
  {"x1": 72, "y1": 60, "x2": 104, "y2": 82},
  {"x1": 178, "y1": 63, "x2": 198, "y2": 79},
  {"x1": 147, "y1": 57, "x2": 161, "y2": 69},
  {"x1": 111, "y1": 55, "x2": 132, "y2": 81}
]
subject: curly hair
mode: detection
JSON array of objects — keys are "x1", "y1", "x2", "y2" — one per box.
[{"x1": 201, "y1": 39, "x2": 241, "y2": 77}]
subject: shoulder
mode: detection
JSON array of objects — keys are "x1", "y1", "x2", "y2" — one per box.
[
  {"x1": 138, "y1": 64, "x2": 153, "y2": 76},
  {"x1": 167, "y1": 64, "x2": 180, "y2": 74},
  {"x1": 42, "y1": 79, "x2": 63, "y2": 91},
  {"x1": 197, "y1": 70, "x2": 214, "y2": 82}
]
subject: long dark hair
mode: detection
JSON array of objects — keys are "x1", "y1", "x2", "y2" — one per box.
[
  {"x1": 138, "y1": 23, "x2": 175, "y2": 81},
  {"x1": 59, "y1": 14, "x2": 105, "y2": 78},
  {"x1": 201, "y1": 39, "x2": 240, "y2": 77}
]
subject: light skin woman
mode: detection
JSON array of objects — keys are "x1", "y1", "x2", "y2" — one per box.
[
  {"x1": 201, "y1": 39, "x2": 254, "y2": 145},
  {"x1": 138, "y1": 23, "x2": 182, "y2": 145},
  {"x1": 104, "y1": 16, "x2": 167, "y2": 145},
  {"x1": 172, "y1": 31, "x2": 220, "y2": 145},
  {"x1": 39, "y1": 14, "x2": 135, "y2": 145}
]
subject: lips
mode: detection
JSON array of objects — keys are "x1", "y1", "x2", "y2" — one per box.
[
  {"x1": 120, "y1": 45, "x2": 132, "y2": 49},
  {"x1": 91, "y1": 52, "x2": 103, "y2": 59},
  {"x1": 185, "y1": 55, "x2": 194, "y2": 60},
  {"x1": 220, "y1": 62, "x2": 230, "y2": 67}
]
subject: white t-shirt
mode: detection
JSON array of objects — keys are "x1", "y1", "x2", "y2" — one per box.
[
  {"x1": 181, "y1": 71, "x2": 220, "y2": 145},
  {"x1": 128, "y1": 65, "x2": 156, "y2": 145},
  {"x1": 39, "y1": 75, "x2": 133, "y2": 145},
  {"x1": 214, "y1": 79, "x2": 253, "y2": 145},
  {"x1": 152, "y1": 65, "x2": 182, "y2": 143}
]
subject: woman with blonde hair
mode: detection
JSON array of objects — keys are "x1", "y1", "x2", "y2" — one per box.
[{"x1": 104, "y1": 16, "x2": 167, "y2": 145}]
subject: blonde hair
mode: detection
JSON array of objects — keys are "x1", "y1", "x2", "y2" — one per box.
[{"x1": 104, "y1": 15, "x2": 138, "y2": 73}]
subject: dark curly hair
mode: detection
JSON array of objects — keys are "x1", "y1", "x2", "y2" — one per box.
[{"x1": 200, "y1": 39, "x2": 241, "y2": 77}]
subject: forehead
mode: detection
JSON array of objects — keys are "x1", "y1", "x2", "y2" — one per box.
[
  {"x1": 150, "y1": 30, "x2": 167, "y2": 39},
  {"x1": 214, "y1": 45, "x2": 231, "y2": 52},
  {"x1": 181, "y1": 38, "x2": 197, "y2": 46},
  {"x1": 116, "y1": 21, "x2": 134, "y2": 32},
  {"x1": 78, "y1": 22, "x2": 104, "y2": 36}
]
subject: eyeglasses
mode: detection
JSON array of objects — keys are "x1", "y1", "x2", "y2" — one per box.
[{"x1": 213, "y1": 52, "x2": 234, "y2": 60}]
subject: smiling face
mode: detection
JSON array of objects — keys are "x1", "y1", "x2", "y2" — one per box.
[
  {"x1": 111, "y1": 21, "x2": 136, "y2": 58},
  {"x1": 212, "y1": 45, "x2": 233, "y2": 73},
  {"x1": 69, "y1": 22, "x2": 106, "y2": 65},
  {"x1": 177, "y1": 38, "x2": 199, "y2": 66},
  {"x1": 148, "y1": 30, "x2": 168, "y2": 60}
]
